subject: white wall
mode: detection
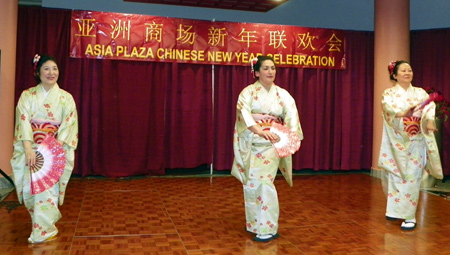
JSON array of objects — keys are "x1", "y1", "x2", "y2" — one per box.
[{"x1": 41, "y1": 0, "x2": 450, "y2": 31}]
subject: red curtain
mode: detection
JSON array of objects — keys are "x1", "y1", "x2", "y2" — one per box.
[
  {"x1": 411, "y1": 29, "x2": 450, "y2": 176},
  {"x1": 213, "y1": 65, "x2": 254, "y2": 170},
  {"x1": 15, "y1": 6, "x2": 377, "y2": 177},
  {"x1": 213, "y1": 31, "x2": 375, "y2": 171},
  {"x1": 164, "y1": 63, "x2": 213, "y2": 169}
]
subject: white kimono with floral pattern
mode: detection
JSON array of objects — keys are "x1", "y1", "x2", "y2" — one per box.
[
  {"x1": 378, "y1": 83, "x2": 442, "y2": 220},
  {"x1": 231, "y1": 81, "x2": 303, "y2": 235},
  {"x1": 11, "y1": 84, "x2": 78, "y2": 243}
]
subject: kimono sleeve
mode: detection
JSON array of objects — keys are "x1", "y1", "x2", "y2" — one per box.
[
  {"x1": 281, "y1": 90, "x2": 303, "y2": 140},
  {"x1": 56, "y1": 92, "x2": 79, "y2": 149},
  {"x1": 235, "y1": 86, "x2": 257, "y2": 135},
  {"x1": 14, "y1": 90, "x2": 35, "y2": 143},
  {"x1": 421, "y1": 102, "x2": 443, "y2": 179},
  {"x1": 381, "y1": 89, "x2": 403, "y2": 128}
]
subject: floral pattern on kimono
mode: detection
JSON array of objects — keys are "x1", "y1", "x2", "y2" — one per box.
[
  {"x1": 378, "y1": 83, "x2": 442, "y2": 219},
  {"x1": 11, "y1": 84, "x2": 78, "y2": 243},
  {"x1": 231, "y1": 81, "x2": 303, "y2": 235},
  {"x1": 231, "y1": 81, "x2": 303, "y2": 187}
]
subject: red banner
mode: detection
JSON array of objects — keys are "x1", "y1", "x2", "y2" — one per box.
[{"x1": 70, "y1": 10, "x2": 346, "y2": 69}]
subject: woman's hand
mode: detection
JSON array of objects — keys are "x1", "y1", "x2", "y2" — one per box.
[
  {"x1": 257, "y1": 130, "x2": 280, "y2": 143},
  {"x1": 426, "y1": 120, "x2": 438, "y2": 134},
  {"x1": 23, "y1": 141, "x2": 36, "y2": 167},
  {"x1": 249, "y1": 125, "x2": 280, "y2": 143},
  {"x1": 397, "y1": 107, "x2": 415, "y2": 117},
  {"x1": 269, "y1": 133, "x2": 280, "y2": 143}
]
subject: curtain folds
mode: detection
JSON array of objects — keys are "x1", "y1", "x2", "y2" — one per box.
[
  {"x1": 164, "y1": 63, "x2": 214, "y2": 169},
  {"x1": 411, "y1": 29, "x2": 450, "y2": 176},
  {"x1": 213, "y1": 31, "x2": 375, "y2": 171},
  {"x1": 17, "y1": 7, "x2": 447, "y2": 177}
]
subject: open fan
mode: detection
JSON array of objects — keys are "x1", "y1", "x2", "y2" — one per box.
[
  {"x1": 30, "y1": 135, "x2": 66, "y2": 195},
  {"x1": 270, "y1": 123, "x2": 301, "y2": 158},
  {"x1": 418, "y1": 92, "x2": 439, "y2": 110}
]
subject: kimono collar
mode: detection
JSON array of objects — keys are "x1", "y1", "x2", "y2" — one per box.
[
  {"x1": 38, "y1": 83, "x2": 60, "y2": 97},
  {"x1": 394, "y1": 82, "x2": 412, "y2": 92},
  {"x1": 254, "y1": 80, "x2": 276, "y2": 92}
]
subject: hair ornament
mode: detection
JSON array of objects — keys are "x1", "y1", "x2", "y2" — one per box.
[
  {"x1": 250, "y1": 57, "x2": 258, "y2": 77},
  {"x1": 388, "y1": 60, "x2": 396, "y2": 75},
  {"x1": 33, "y1": 54, "x2": 41, "y2": 70}
]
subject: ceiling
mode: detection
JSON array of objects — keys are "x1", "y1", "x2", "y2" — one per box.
[
  {"x1": 123, "y1": 0, "x2": 290, "y2": 12},
  {"x1": 18, "y1": 0, "x2": 42, "y2": 6},
  {"x1": 18, "y1": 0, "x2": 289, "y2": 12}
]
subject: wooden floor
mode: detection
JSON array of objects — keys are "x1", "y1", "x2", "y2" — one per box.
[{"x1": 1, "y1": 173, "x2": 450, "y2": 255}]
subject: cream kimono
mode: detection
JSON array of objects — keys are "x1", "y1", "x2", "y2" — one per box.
[
  {"x1": 378, "y1": 83, "x2": 442, "y2": 220},
  {"x1": 231, "y1": 81, "x2": 303, "y2": 235},
  {"x1": 11, "y1": 84, "x2": 78, "y2": 243}
]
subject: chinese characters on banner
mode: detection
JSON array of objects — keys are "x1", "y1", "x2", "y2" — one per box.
[{"x1": 70, "y1": 10, "x2": 346, "y2": 69}]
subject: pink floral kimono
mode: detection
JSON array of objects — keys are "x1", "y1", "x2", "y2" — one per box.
[
  {"x1": 378, "y1": 83, "x2": 442, "y2": 220},
  {"x1": 11, "y1": 84, "x2": 78, "y2": 243},
  {"x1": 231, "y1": 81, "x2": 303, "y2": 236}
]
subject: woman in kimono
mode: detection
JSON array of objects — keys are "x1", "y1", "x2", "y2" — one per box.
[
  {"x1": 378, "y1": 60, "x2": 442, "y2": 231},
  {"x1": 11, "y1": 54, "x2": 78, "y2": 244},
  {"x1": 231, "y1": 55, "x2": 303, "y2": 242}
]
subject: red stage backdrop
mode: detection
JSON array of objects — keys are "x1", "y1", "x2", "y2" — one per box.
[{"x1": 70, "y1": 10, "x2": 346, "y2": 69}]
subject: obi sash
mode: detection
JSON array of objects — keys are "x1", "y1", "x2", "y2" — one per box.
[
  {"x1": 403, "y1": 116, "x2": 421, "y2": 137},
  {"x1": 252, "y1": 113, "x2": 283, "y2": 131},
  {"x1": 31, "y1": 121, "x2": 60, "y2": 144}
]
